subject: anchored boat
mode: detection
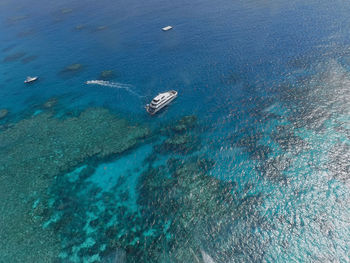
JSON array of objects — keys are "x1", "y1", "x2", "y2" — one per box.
[
  {"x1": 162, "y1": 26, "x2": 173, "y2": 31},
  {"x1": 146, "y1": 90, "x2": 178, "y2": 115},
  {"x1": 24, "y1": 76, "x2": 38, "y2": 83}
]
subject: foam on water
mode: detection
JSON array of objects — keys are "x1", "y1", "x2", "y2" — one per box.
[{"x1": 86, "y1": 80, "x2": 143, "y2": 98}]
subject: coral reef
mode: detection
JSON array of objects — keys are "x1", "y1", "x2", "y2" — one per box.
[
  {"x1": 134, "y1": 155, "x2": 265, "y2": 262},
  {"x1": 0, "y1": 111, "x2": 269, "y2": 262},
  {"x1": 74, "y1": 24, "x2": 86, "y2": 31},
  {"x1": 100, "y1": 70, "x2": 116, "y2": 80},
  {"x1": 64, "y1": 63, "x2": 83, "y2": 71},
  {"x1": 17, "y1": 29, "x2": 36, "y2": 38},
  {"x1": 158, "y1": 134, "x2": 200, "y2": 154},
  {"x1": 34, "y1": 113, "x2": 267, "y2": 262},
  {"x1": 256, "y1": 155, "x2": 292, "y2": 183},
  {"x1": 59, "y1": 63, "x2": 85, "y2": 77},
  {"x1": 21, "y1": 55, "x2": 38, "y2": 64},
  {"x1": 162, "y1": 115, "x2": 197, "y2": 134},
  {"x1": 46, "y1": 166, "x2": 138, "y2": 262},
  {"x1": 44, "y1": 148, "x2": 265, "y2": 262},
  {"x1": 7, "y1": 15, "x2": 29, "y2": 25},
  {"x1": 0, "y1": 109, "x2": 8, "y2": 119},
  {"x1": 228, "y1": 129, "x2": 271, "y2": 160},
  {"x1": 60, "y1": 63, "x2": 84, "y2": 76},
  {"x1": 328, "y1": 143, "x2": 350, "y2": 184},
  {"x1": 157, "y1": 115, "x2": 201, "y2": 154},
  {"x1": 2, "y1": 44, "x2": 16, "y2": 52},
  {"x1": 271, "y1": 125, "x2": 309, "y2": 154},
  {"x1": 43, "y1": 97, "x2": 58, "y2": 109},
  {"x1": 221, "y1": 70, "x2": 241, "y2": 85},
  {"x1": 0, "y1": 107, "x2": 149, "y2": 262},
  {"x1": 3, "y1": 52, "x2": 26, "y2": 62}
]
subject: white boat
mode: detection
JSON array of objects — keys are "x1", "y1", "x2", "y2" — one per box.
[
  {"x1": 24, "y1": 76, "x2": 38, "y2": 83},
  {"x1": 146, "y1": 90, "x2": 178, "y2": 115},
  {"x1": 162, "y1": 26, "x2": 173, "y2": 31}
]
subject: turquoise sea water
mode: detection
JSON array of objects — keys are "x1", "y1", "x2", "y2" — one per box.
[{"x1": 0, "y1": 0, "x2": 350, "y2": 262}]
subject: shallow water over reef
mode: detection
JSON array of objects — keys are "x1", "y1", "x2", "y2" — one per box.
[{"x1": 0, "y1": 0, "x2": 350, "y2": 262}]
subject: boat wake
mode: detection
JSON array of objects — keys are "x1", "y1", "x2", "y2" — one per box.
[{"x1": 86, "y1": 80, "x2": 143, "y2": 98}]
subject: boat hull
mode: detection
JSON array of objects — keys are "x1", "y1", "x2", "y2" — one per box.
[
  {"x1": 162, "y1": 26, "x2": 173, "y2": 31},
  {"x1": 24, "y1": 77, "x2": 38, "y2": 83},
  {"x1": 146, "y1": 91, "x2": 177, "y2": 115}
]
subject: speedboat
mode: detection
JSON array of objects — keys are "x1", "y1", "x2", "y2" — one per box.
[
  {"x1": 146, "y1": 90, "x2": 178, "y2": 115},
  {"x1": 24, "y1": 76, "x2": 38, "y2": 83}
]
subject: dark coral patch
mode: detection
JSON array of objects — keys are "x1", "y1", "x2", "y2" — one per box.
[
  {"x1": 3, "y1": 52, "x2": 26, "y2": 62},
  {"x1": 161, "y1": 115, "x2": 198, "y2": 135},
  {"x1": 6, "y1": 15, "x2": 29, "y2": 25},
  {"x1": 43, "y1": 97, "x2": 58, "y2": 109},
  {"x1": 2, "y1": 44, "x2": 16, "y2": 52},
  {"x1": 256, "y1": 155, "x2": 292, "y2": 183},
  {"x1": 228, "y1": 130, "x2": 271, "y2": 160},
  {"x1": 59, "y1": 63, "x2": 85, "y2": 77},
  {"x1": 0, "y1": 109, "x2": 9, "y2": 119},
  {"x1": 157, "y1": 134, "x2": 201, "y2": 154},
  {"x1": 156, "y1": 115, "x2": 201, "y2": 155},
  {"x1": 17, "y1": 29, "x2": 36, "y2": 38},
  {"x1": 271, "y1": 125, "x2": 309, "y2": 154},
  {"x1": 328, "y1": 143, "x2": 350, "y2": 184},
  {"x1": 99, "y1": 70, "x2": 116, "y2": 80},
  {"x1": 21, "y1": 55, "x2": 38, "y2": 64}
]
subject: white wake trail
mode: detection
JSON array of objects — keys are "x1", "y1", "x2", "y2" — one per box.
[{"x1": 86, "y1": 80, "x2": 143, "y2": 98}]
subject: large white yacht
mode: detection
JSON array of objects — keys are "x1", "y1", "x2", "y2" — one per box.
[{"x1": 146, "y1": 90, "x2": 178, "y2": 115}]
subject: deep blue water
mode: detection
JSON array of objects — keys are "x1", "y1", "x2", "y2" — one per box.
[{"x1": 0, "y1": 0, "x2": 350, "y2": 262}]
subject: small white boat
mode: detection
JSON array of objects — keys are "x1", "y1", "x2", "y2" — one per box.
[
  {"x1": 146, "y1": 90, "x2": 178, "y2": 115},
  {"x1": 24, "y1": 76, "x2": 38, "y2": 83},
  {"x1": 162, "y1": 26, "x2": 173, "y2": 31}
]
